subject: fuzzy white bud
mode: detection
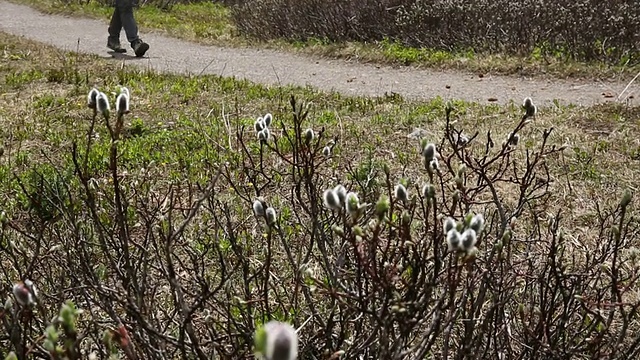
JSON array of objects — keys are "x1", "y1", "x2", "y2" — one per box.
[
  {"x1": 523, "y1": 97, "x2": 533, "y2": 108},
  {"x1": 470, "y1": 213, "x2": 485, "y2": 234},
  {"x1": 507, "y1": 132, "x2": 520, "y2": 146},
  {"x1": 253, "y1": 200, "x2": 265, "y2": 217},
  {"x1": 96, "y1": 92, "x2": 110, "y2": 118},
  {"x1": 263, "y1": 321, "x2": 298, "y2": 360},
  {"x1": 323, "y1": 189, "x2": 341, "y2": 210},
  {"x1": 115, "y1": 93, "x2": 130, "y2": 115},
  {"x1": 12, "y1": 280, "x2": 37, "y2": 306},
  {"x1": 265, "y1": 207, "x2": 277, "y2": 226},
  {"x1": 263, "y1": 113, "x2": 273, "y2": 127},
  {"x1": 422, "y1": 184, "x2": 435, "y2": 199},
  {"x1": 322, "y1": 146, "x2": 331, "y2": 157},
  {"x1": 87, "y1": 88, "x2": 99, "y2": 109},
  {"x1": 461, "y1": 228, "x2": 478, "y2": 250},
  {"x1": 523, "y1": 97, "x2": 537, "y2": 118},
  {"x1": 254, "y1": 117, "x2": 266, "y2": 133},
  {"x1": 446, "y1": 229, "x2": 461, "y2": 252},
  {"x1": 119, "y1": 86, "x2": 130, "y2": 99},
  {"x1": 304, "y1": 128, "x2": 314, "y2": 145},
  {"x1": 24, "y1": 279, "x2": 37, "y2": 297},
  {"x1": 443, "y1": 217, "x2": 457, "y2": 233},
  {"x1": 394, "y1": 184, "x2": 408, "y2": 203},
  {"x1": 430, "y1": 158, "x2": 440, "y2": 170},
  {"x1": 457, "y1": 133, "x2": 469, "y2": 145},
  {"x1": 259, "y1": 128, "x2": 270, "y2": 142},
  {"x1": 423, "y1": 143, "x2": 436, "y2": 161},
  {"x1": 333, "y1": 185, "x2": 347, "y2": 206},
  {"x1": 345, "y1": 192, "x2": 360, "y2": 215}
]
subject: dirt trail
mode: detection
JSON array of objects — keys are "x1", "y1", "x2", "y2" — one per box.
[{"x1": 0, "y1": 1, "x2": 637, "y2": 107}]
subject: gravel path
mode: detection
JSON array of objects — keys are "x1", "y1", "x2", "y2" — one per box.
[{"x1": 0, "y1": 1, "x2": 636, "y2": 107}]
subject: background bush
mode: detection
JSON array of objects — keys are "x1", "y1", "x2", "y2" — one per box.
[
  {"x1": 230, "y1": 0, "x2": 640, "y2": 64},
  {"x1": 55, "y1": 0, "x2": 640, "y2": 64}
]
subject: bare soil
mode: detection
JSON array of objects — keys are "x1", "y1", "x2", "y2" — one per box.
[{"x1": 0, "y1": 1, "x2": 637, "y2": 107}]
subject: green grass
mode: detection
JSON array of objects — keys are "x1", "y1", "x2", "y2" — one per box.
[
  {"x1": 10, "y1": 0, "x2": 235, "y2": 42},
  {"x1": 8, "y1": 0, "x2": 640, "y2": 80},
  {"x1": 1, "y1": 29, "x2": 638, "y2": 236}
]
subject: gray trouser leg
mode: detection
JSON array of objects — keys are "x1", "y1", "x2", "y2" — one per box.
[
  {"x1": 107, "y1": 6, "x2": 122, "y2": 43},
  {"x1": 109, "y1": 0, "x2": 139, "y2": 44}
]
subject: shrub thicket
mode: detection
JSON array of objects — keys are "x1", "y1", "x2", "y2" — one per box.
[
  {"x1": 231, "y1": 0, "x2": 640, "y2": 64},
  {"x1": 61, "y1": 0, "x2": 241, "y2": 9},
  {"x1": 2, "y1": 83, "x2": 640, "y2": 359}
]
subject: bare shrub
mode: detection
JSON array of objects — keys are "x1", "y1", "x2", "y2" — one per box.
[
  {"x1": 231, "y1": 0, "x2": 640, "y2": 64},
  {"x1": 59, "y1": 0, "x2": 243, "y2": 9},
  {"x1": 231, "y1": 0, "x2": 400, "y2": 43},
  {"x1": 1, "y1": 90, "x2": 640, "y2": 359}
]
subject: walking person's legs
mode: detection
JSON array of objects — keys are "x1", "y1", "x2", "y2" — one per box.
[
  {"x1": 106, "y1": 0, "x2": 149, "y2": 57},
  {"x1": 107, "y1": 6, "x2": 126, "y2": 53}
]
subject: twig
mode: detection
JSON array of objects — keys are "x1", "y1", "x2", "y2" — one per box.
[{"x1": 617, "y1": 70, "x2": 640, "y2": 102}]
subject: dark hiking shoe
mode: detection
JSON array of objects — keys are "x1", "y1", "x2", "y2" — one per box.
[
  {"x1": 107, "y1": 40, "x2": 126, "y2": 53},
  {"x1": 132, "y1": 39, "x2": 149, "y2": 58}
]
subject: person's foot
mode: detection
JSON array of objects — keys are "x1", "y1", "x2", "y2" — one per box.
[
  {"x1": 132, "y1": 39, "x2": 150, "y2": 58},
  {"x1": 107, "y1": 39, "x2": 126, "y2": 53}
]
